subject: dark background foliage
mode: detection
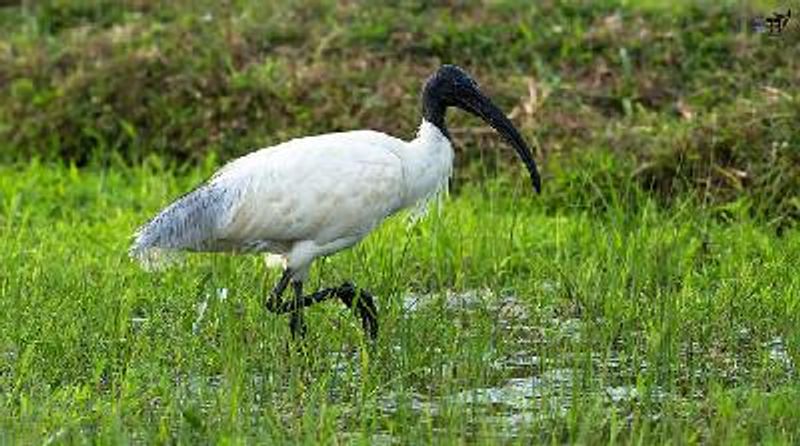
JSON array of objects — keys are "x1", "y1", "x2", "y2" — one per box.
[{"x1": 1, "y1": 0, "x2": 797, "y2": 225}]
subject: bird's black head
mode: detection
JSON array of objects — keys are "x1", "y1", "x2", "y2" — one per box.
[
  {"x1": 422, "y1": 65, "x2": 481, "y2": 132},
  {"x1": 422, "y1": 65, "x2": 541, "y2": 193}
]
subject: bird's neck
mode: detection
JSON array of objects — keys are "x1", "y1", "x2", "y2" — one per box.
[
  {"x1": 422, "y1": 82, "x2": 450, "y2": 139},
  {"x1": 399, "y1": 120, "x2": 454, "y2": 209}
]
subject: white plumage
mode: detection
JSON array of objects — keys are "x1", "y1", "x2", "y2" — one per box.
[{"x1": 130, "y1": 121, "x2": 452, "y2": 279}]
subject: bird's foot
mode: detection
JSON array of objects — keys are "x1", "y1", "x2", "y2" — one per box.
[
  {"x1": 265, "y1": 281, "x2": 379, "y2": 340},
  {"x1": 336, "y1": 282, "x2": 379, "y2": 340}
]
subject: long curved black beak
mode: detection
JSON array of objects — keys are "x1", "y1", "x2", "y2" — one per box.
[{"x1": 456, "y1": 88, "x2": 541, "y2": 193}]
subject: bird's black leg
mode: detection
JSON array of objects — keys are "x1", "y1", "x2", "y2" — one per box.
[
  {"x1": 271, "y1": 282, "x2": 379, "y2": 339},
  {"x1": 288, "y1": 281, "x2": 307, "y2": 339},
  {"x1": 265, "y1": 269, "x2": 309, "y2": 340},
  {"x1": 265, "y1": 268, "x2": 292, "y2": 312}
]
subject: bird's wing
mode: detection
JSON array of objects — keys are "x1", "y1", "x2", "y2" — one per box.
[{"x1": 209, "y1": 130, "x2": 408, "y2": 248}]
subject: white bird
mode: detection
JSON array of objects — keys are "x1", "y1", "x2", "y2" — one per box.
[{"x1": 130, "y1": 65, "x2": 541, "y2": 339}]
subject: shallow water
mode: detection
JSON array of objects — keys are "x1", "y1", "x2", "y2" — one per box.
[
  {"x1": 172, "y1": 288, "x2": 795, "y2": 440},
  {"x1": 372, "y1": 290, "x2": 796, "y2": 438}
]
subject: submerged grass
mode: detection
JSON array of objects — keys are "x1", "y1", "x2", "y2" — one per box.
[{"x1": 0, "y1": 161, "x2": 797, "y2": 443}]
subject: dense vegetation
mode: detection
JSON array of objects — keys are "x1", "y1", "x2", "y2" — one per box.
[
  {"x1": 0, "y1": 0, "x2": 798, "y2": 443},
  {"x1": 1, "y1": 0, "x2": 798, "y2": 225}
]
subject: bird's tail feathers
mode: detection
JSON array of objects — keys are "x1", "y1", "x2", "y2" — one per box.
[{"x1": 129, "y1": 185, "x2": 232, "y2": 271}]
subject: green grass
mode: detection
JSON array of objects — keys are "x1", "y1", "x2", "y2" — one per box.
[
  {"x1": 0, "y1": 161, "x2": 798, "y2": 443},
  {"x1": 1, "y1": 0, "x2": 799, "y2": 443}
]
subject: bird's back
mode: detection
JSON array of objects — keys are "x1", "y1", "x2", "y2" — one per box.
[{"x1": 130, "y1": 130, "x2": 408, "y2": 266}]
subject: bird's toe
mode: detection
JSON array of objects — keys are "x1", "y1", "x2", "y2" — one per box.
[{"x1": 354, "y1": 288, "x2": 379, "y2": 340}]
